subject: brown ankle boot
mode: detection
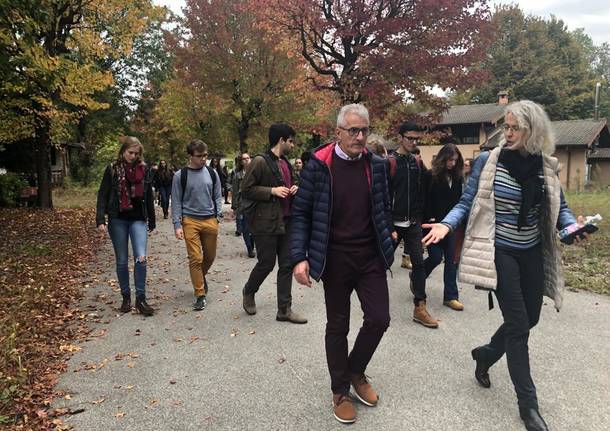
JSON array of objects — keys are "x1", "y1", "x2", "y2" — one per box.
[
  {"x1": 332, "y1": 394, "x2": 356, "y2": 424},
  {"x1": 242, "y1": 288, "x2": 256, "y2": 315},
  {"x1": 350, "y1": 374, "x2": 378, "y2": 406},
  {"x1": 401, "y1": 255, "x2": 412, "y2": 269},
  {"x1": 413, "y1": 300, "x2": 438, "y2": 328},
  {"x1": 276, "y1": 306, "x2": 307, "y2": 324}
]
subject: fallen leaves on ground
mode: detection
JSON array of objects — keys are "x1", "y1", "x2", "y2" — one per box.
[{"x1": 0, "y1": 208, "x2": 101, "y2": 429}]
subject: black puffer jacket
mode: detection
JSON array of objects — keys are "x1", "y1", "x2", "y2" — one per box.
[
  {"x1": 96, "y1": 163, "x2": 156, "y2": 231},
  {"x1": 290, "y1": 142, "x2": 394, "y2": 281}
]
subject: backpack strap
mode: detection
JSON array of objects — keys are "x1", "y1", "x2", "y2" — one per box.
[
  {"x1": 180, "y1": 167, "x2": 188, "y2": 196},
  {"x1": 206, "y1": 165, "x2": 218, "y2": 216},
  {"x1": 260, "y1": 153, "x2": 285, "y2": 186}
]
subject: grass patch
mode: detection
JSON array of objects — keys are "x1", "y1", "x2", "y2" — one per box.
[
  {"x1": 52, "y1": 182, "x2": 97, "y2": 209},
  {"x1": 562, "y1": 190, "x2": 610, "y2": 295}
]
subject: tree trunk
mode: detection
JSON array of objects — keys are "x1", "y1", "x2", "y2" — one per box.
[
  {"x1": 237, "y1": 117, "x2": 249, "y2": 154},
  {"x1": 35, "y1": 122, "x2": 53, "y2": 208}
]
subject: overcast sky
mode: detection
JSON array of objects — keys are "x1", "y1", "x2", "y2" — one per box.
[{"x1": 155, "y1": 0, "x2": 610, "y2": 45}]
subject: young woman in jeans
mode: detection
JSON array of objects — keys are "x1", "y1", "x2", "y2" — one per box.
[
  {"x1": 421, "y1": 141, "x2": 464, "y2": 311},
  {"x1": 96, "y1": 137, "x2": 156, "y2": 316}
]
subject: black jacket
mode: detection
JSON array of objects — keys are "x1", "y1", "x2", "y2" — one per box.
[
  {"x1": 96, "y1": 163, "x2": 156, "y2": 231},
  {"x1": 290, "y1": 142, "x2": 394, "y2": 281},
  {"x1": 422, "y1": 170, "x2": 462, "y2": 223},
  {"x1": 389, "y1": 152, "x2": 424, "y2": 222}
]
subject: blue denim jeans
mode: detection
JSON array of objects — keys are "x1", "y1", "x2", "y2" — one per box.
[
  {"x1": 159, "y1": 185, "x2": 171, "y2": 216},
  {"x1": 108, "y1": 218, "x2": 148, "y2": 298},
  {"x1": 236, "y1": 214, "x2": 254, "y2": 253},
  {"x1": 424, "y1": 232, "x2": 459, "y2": 301}
]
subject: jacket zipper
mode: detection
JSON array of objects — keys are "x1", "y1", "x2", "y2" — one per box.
[
  {"x1": 407, "y1": 155, "x2": 412, "y2": 221},
  {"x1": 369, "y1": 161, "x2": 392, "y2": 273},
  {"x1": 317, "y1": 159, "x2": 333, "y2": 280}
]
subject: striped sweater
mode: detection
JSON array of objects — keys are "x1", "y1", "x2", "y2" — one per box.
[{"x1": 494, "y1": 161, "x2": 544, "y2": 250}]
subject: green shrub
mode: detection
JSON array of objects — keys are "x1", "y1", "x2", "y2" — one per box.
[{"x1": 0, "y1": 173, "x2": 27, "y2": 207}]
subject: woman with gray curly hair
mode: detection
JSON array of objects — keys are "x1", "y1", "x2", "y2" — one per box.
[{"x1": 423, "y1": 100, "x2": 586, "y2": 431}]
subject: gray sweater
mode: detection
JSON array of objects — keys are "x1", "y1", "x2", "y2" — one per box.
[{"x1": 171, "y1": 167, "x2": 223, "y2": 229}]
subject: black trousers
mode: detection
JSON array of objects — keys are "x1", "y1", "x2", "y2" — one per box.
[
  {"x1": 394, "y1": 224, "x2": 426, "y2": 304},
  {"x1": 321, "y1": 247, "x2": 390, "y2": 395},
  {"x1": 244, "y1": 231, "x2": 292, "y2": 309},
  {"x1": 478, "y1": 244, "x2": 544, "y2": 410}
]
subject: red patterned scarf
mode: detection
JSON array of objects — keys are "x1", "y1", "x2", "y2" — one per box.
[{"x1": 117, "y1": 161, "x2": 145, "y2": 211}]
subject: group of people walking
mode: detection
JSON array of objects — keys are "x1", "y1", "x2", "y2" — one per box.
[{"x1": 96, "y1": 100, "x2": 586, "y2": 431}]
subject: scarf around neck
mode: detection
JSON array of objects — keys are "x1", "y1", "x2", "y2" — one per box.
[
  {"x1": 498, "y1": 149, "x2": 543, "y2": 231},
  {"x1": 117, "y1": 161, "x2": 145, "y2": 211}
]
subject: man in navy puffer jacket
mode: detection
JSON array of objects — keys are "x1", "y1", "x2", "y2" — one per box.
[{"x1": 291, "y1": 104, "x2": 396, "y2": 424}]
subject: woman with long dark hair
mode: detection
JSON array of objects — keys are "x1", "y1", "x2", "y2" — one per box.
[
  {"x1": 422, "y1": 142, "x2": 464, "y2": 311},
  {"x1": 96, "y1": 137, "x2": 155, "y2": 316},
  {"x1": 156, "y1": 159, "x2": 173, "y2": 219},
  {"x1": 423, "y1": 101, "x2": 586, "y2": 431}
]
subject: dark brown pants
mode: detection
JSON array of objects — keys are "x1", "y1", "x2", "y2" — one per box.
[{"x1": 321, "y1": 246, "x2": 390, "y2": 395}]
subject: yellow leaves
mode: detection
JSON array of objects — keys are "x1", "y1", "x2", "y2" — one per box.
[
  {"x1": 59, "y1": 344, "x2": 81, "y2": 353},
  {"x1": 59, "y1": 63, "x2": 113, "y2": 110}
]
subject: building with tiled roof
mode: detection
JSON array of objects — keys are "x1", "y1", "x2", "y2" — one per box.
[{"x1": 414, "y1": 92, "x2": 610, "y2": 189}]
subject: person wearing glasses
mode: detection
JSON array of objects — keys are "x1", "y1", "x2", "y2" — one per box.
[
  {"x1": 241, "y1": 123, "x2": 307, "y2": 324},
  {"x1": 171, "y1": 140, "x2": 223, "y2": 311},
  {"x1": 423, "y1": 100, "x2": 586, "y2": 431},
  {"x1": 291, "y1": 104, "x2": 395, "y2": 424},
  {"x1": 388, "y1": 121, "x2": 437, "y2": 328},
  {"x1": 231, "y1": 152, "x2": 255, "y2": 257}
]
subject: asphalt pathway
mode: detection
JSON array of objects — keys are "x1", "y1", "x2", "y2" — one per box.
[{"x1": 54, "y1": 205, "x2": 610, "y2": 430}]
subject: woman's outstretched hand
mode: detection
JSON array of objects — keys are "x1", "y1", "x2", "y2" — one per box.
[{"x1": 422, "y1": 223, "x2": 450, "y2": 246}]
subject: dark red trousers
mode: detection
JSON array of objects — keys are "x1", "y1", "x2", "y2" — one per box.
[{"x1": 321, "y1": 246, "x2": 390, "y2": 395}]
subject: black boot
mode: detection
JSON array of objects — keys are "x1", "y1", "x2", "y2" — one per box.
[
  {"x1": 519, "y1": 407, "x2": 548, "y2": 431},
  {"x1": 135, "y1": 296, "x2": 154, "y2": 316},
  {"x1": 471, "y1": 347, "x2": 491, "y2": 388},
  {"x1": 120, "y1": 295, "x2": 131, "y2": 313}
]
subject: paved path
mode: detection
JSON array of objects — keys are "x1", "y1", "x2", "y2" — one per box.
[{"x1": 55, "y1": 205, "x2": 610, "y2": 430}]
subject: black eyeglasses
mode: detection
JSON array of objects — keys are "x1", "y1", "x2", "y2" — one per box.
[
  {"x1": 339, "y1": 127, "x2": 371, "y2": 137},
  {"x1": 402, "y1": 135, "x2": 420, "y2": 143},
  {"x1": 192, "y1": 153, "x2": 208, "y2": 159}
]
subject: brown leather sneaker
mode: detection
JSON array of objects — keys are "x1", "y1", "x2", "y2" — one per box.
[
  {"x1": 276, "y1": 306, "x2": 307, "y2": 324},
  {"x1": 332, "y1": 393, "x2": 356, "y2": 424},
  {"x1": 443, "y1": 299, "x2": 464, "y2": 311},
  {"x1": 413, "y1": 300, "x2": 439, "y2": 328},
  {"x1": 350, "y1": 374, "x2": 378, "y2": 406}
]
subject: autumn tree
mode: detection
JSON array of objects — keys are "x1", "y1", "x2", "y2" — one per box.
[
  {"x1": 256, "y1": 0, "x2": 493, "y2": 121},
  {"x1": 0, "y1": 0, "x2": 157, "y2": 207},
  {"x1": 168, "y1": 0, "x2": 334, "y2": 154},
  {"x1": 467, "y1": 5, "x2": 598, "y2": 120}
]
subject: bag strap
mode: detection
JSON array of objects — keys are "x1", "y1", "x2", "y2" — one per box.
[
  {"x1": 206, "y1": 165, "x2": 218, "y2": 216},
  {"x1": 260, "y1": 153, "x2": 286, "y2": 187}
]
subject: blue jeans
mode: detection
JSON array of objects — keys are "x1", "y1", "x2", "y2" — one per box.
[
  {"x1": 424, "y1": 232, "x2": 459, "y2": 301},
  {"x1": 236, "y1": 214, "x2": 254, "y2": 253},
  {"x1": 108, "y1": 218, "x2": 148, "y2": 298},
  {"x1": 159, "y1": 185, "x2": 171, "y2": 216}
]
